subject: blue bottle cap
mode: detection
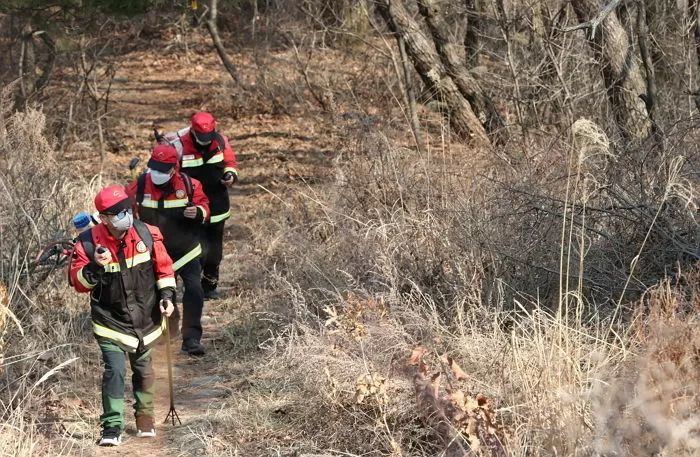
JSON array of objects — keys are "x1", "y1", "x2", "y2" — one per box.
[{"x1": 72, "y1": 211, "x2": 92, "y2": 230}]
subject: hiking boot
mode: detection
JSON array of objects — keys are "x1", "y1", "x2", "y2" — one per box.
[
  {"x1": 182, "y1": 338, "x2": 206, "y2": 356},
  {"x1": 135, "y1": 415, "x2": 156, "y2": 438},
  {"x1": 98, "y1": 426, "x2": 122, "y2": 446},
  {"x1": 203, "y1": 288, "x2": 220, "y2": 300}
]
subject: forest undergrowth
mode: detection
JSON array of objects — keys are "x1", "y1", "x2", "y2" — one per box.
[{"x1": 0, "y1": 4, "x2": 699, "y2": 456}]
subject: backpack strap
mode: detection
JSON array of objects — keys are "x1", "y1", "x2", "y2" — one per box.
[
  {"x1": 78, "y1": 228, "x2": 95, "y2": 261},
  {"x1": 133, "y1": 219, "x2": 154, "y2": 251},
  {"x1": 213, "y1": 133, "x2": 226, "y2": 154},
  {"x1": 136, "y1": 172, "x2": 148, "y2": 204},
  {"x1": 179, "y1": 172, "x2": 194, "y2": 203}
]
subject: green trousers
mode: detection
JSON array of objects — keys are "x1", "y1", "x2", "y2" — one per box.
[{"x1": 98, "y1": 341, "x2": 155, "y2": 429}]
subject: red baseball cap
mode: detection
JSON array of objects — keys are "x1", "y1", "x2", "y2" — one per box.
[
  {"x1": 95, "y1": 185, "x2": 133, "y2": 214},
  {"x1": 191, "y1": 112, "x2": 217, "y2": 143},
  {"x1": 147, "y1": 144, "x2": 179, "y2": 172}
]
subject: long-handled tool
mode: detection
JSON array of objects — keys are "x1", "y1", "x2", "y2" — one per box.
[{"x1": 163, "y1": 320, "x2": 182, "y2": 426}]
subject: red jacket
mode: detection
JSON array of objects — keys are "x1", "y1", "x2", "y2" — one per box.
[
  {"x1": 125, "y1": 172, "x2": 210, "y2": 271},
  {"x1": 69, "y1": 222, "x2": 176, "y2": 352},
  {"x1": 179, "y1": 131, "x2": 237, "y2": 224}
]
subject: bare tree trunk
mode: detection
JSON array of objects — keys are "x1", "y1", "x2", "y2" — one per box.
[
  {"x1": 463, "y1": 0, "x2": 481, "y2": 65},
  {"x1": 33, "y1": 31, "x2": 56, "y2": 93},
  {"x1": 417, "y1": 0, "x2": 504, "y2": 141},
  {"x1": 17, "y1": 25, "x2": 55, "y2": 110},
  {"x1": 636, "y1": 1, "x2": 656, "y2": 118},
  {"x1": 18, "y1": 23, "x2": 36, "y2": 108},
  {"x1": 376, "y1": 0, "x2": 489, "y2": 145},
  {"x1": 691, "y1": 0, "x2": 700, "y2": 73},
  {"x1": 397, "y1": 35, "x2": 424, "y2": 151},
  {"x1": 570, "y1": 0, "x2": 652, "y2": 142},
  {"x1": 205, "y1": 0, "x2": 244, "y2": 86}
]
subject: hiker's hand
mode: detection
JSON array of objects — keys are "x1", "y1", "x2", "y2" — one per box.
[
  {"x1": 183, "y1": 206, "x2": 197, "y2": 219},
  {"x1": 159, "y1": 299, "x2": 174, "y2": 317},
  {"x1": 94, "y1": 246, "x2": 112, "y2": 267},
  {"x1": 220, "y1": 172, "x2": 236, "y2": 187}
]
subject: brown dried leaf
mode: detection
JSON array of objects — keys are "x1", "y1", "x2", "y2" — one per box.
[
  {"x1": 428, "y1": 372, "x2": 441, "y2": 398},
  {"x1": 465, "y1": 395, "x2": 480, "y2": 412},
  {"x1": 447, "y1": 388, "x2": 467, "y2": 411},
  {"x1": 408, "y1": 346, "x2": 426, "y2": 366},
  {"x1": 446, "y1": 356, "x2": 469, "y2": 381},
  {"x1": 419, "y1": 359, "x2": 429, "y2": 374}
]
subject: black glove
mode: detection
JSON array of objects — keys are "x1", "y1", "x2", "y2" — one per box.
[
  {"x1": 223, "y1": 171, "x2": 238, "y2": 184},
  {"x1": 160, "y1": 288, "x2": 175, "y2": 303}
]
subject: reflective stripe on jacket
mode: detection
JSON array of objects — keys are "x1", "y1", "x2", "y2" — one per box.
[
  {"x1": 125, "y1": 173, "x2": 210, "y2": 270},
  {"x1": 179, "y1": 131, "x2": 237, "y2": 224},
  {"x1": 69, "y1": 223, "x2": 176, "y2": 352}
]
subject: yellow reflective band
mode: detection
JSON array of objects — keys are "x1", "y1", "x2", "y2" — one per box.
[
  {"x1": 143, "y1": 319, "x2": 166, "y2": 346},
  {"x1": 127, "y1": 252, "x2": 151, "y2": 268},
  {"x1": 103, "y1": 253, "x2": 150, "y2": 272},
  {"x1": 224, "y1": 167, "x2": 238, "y2": 175},
  {"x1": 157, "y1": 277, "x2": 177, "y2": 289},
  {"x1": 206, "y1": 153, "x2": 224, "y2": 164},
  {"x1": 141, "y1": 198, "x2": 189, "y2": 209},
  {"x1": 196, "y1": 205, "x2": 208, "y2": 221},
  {"x1": 140, "y1": 199, "x2": 159, "y2": 209},
  {"x1": 77, "y1": 267, "x2": 95, "y2": 289},
  {"x1": 93, "y1": 323, "x2": 139, "y2": 348},
  {"x1": 182, "y1": 158, "x2": 204, "y2": 168},
  {"x1": 172, "y1": 244, "x2": 202, "y2": 271},
  {"x1": 163, "y1": 198, "x2": 189, "y2": 208},
  {"x1": 210, "y1": 210, "x2": 231, "y2": 223},
  {"x1": 104, "y1": 262, "x2": 120, "y2": 273}
]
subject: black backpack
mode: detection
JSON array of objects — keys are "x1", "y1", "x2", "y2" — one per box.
[{"x1": 78, "y1": 219, "x2": 153, "y2": 261}]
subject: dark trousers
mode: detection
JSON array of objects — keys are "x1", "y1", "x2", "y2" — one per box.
[
  {"x1": 98, "y1": 341, "x2": 155, "y2": 429},
  {"x1": 200, "y1": 222, "x2": 225, "y2": 292},
  {"x1": 177, "y1": 258, "x2": 204, "y2": 341}
]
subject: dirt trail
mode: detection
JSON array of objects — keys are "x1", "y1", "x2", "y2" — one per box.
[
  {"x1": 85, "y1": 48, "x2": 262, "y2": 456},
  {"x1": 40, "y1": 30, "x2": 339, "y2": 454}
]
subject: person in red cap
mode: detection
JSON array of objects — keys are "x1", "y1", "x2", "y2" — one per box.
[
  {"x1": 178, "y1": 111, "x2": 238, "y2": 300},
  {"x1": 125, "y1": 144, "x2": 211, "y2": 356},
  {"x1": 68, "y1": 185, "x2": 176, "y2": 446}
]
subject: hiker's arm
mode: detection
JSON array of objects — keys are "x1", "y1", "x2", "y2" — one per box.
[
  {"x1": 192, "y1": 179, "x2": 210, "y2": 223},
  {"x1": 221, "y1": 136, "x2": 238, "y2": 185},
  {"x1": 69, "y1": 241, "x2": 101, "y2": 293},
  {"x1": 148, "y1": 226, "x2": 176, "y2": 301}
]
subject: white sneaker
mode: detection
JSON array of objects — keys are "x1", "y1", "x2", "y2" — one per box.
[
  {"x1": 136, "y1": 428, "x2": 156, "y2": 438},
  {"x1": 98, "y1": 427, "x2": 122, "y2": 446}
]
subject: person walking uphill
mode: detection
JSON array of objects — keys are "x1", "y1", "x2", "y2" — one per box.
[
  {"x1": 126, "y1": 144, "x2": 210, "y2": 356},
  {"x1": 179, "y1": 111, "x2": 238, "y2": 300},
  {"x1": 69, "y1": 185, "x2": 176, "y2": 447}
]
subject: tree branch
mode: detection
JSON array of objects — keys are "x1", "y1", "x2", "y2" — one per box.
[
  {"x1": 205, "y1": 0, "x2": 244, "y2": 87},
  {"x1": 561, "y1": 0, "x2": 623, "y2": 38}
]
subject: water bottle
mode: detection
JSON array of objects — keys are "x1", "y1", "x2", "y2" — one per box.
[{"x1": 72, "y1": 211, "x2": 99, "y2": 231}]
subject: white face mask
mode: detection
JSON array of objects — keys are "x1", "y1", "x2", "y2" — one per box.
[
  {"x1": 150, "y1": 170, "x2": 172, "y2": 185},
  {"x1": 110, "y1": 212, "x2": 133, "y2": 232}
]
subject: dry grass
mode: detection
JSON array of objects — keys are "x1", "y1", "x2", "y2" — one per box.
[
  {"x1": 0, "y1": 87, "x2": 107, "y2": 456},
  {"x1": 2, "y1": 7, "x2": 699, "y2": 455},
  {"x1": 198, "y1": 113, "x2": 700, "y2": 456}
]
